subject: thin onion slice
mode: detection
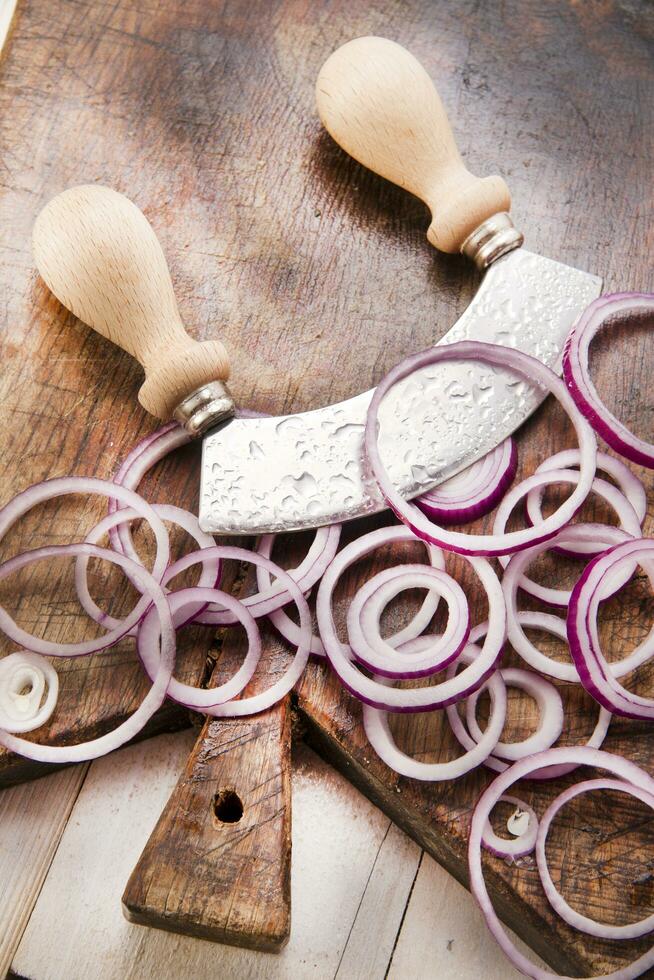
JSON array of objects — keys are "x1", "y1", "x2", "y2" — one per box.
[
  {"x1": 469, "y1": 747, "x2": 654, "y2": 980},
  {"x1": 503, "y1": 524, "x2": 654, "y2": 682},
  {"x1": 526, "y1": 449, "x2": 646, "y2": 558},
  {"x1": 316, "y1": 525, "x2": 506, "y2": 712},
  {"x1": 0, "y1": 652, "x2": 59, "y2": 733},
  {"x1": 156, "y1": 545, "x2": 312, "y2": 716},
  {"x1": 568, "y1": 537, "x2": 654, "y2": 719},
  {"x1": 482, "y1": 795, "x2": 538, "y2": 860},
  {"x1": 536, "y1": 777, "x2": 654, "y2": 940},
  {"x1": 362, "y1": 637, "x2": 507, "y2": 781},
  {"x1": 496, "y1": 470, "x2": 642, "y2": 606},
  {"x1": 563, "y1": 292, "x2": 654, "y2": 468},
  {"x1": 364, "y1": 341, "x2": 596, "y2": 557},
  {"x1": 0, "y1": 542, "x2": 175, "y2": 763},
  {"x1": 347, "y1": 564, "x2": 469, "y2": 679},
  {"x1": 0, "y1": 477, "x2": 170, "y2": 657},
  {"x1": 415, "y1": 437, "x2": 517, "y2": 524}
]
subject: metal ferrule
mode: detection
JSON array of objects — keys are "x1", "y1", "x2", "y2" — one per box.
[
  {"x1": 461, "y1": 213, "x2": 524, "y2": 271},
  {"x1": 173, "y1": 380, "x2": 236, "y2": 437}
]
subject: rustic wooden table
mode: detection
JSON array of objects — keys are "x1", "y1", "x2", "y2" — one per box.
[{"x1": 1, "y1": 0, "x2": 653, "y2": 977}]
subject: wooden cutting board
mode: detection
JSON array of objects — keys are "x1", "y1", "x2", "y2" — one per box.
[{"x1": 1, "y1": 0, "x2": 653, "y2": 975}]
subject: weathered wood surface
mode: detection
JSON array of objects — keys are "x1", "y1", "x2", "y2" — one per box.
[
  {"x1": 123, "y1": 618, "x2": 292, "y2": 950},
  {"x1": 0, "y1": 0, "x2": 653, "y2": 975}
]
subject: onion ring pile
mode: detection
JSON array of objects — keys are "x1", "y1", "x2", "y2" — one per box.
[{"x1": 3, "y1": 296, "x2": 654, "y2": 976}]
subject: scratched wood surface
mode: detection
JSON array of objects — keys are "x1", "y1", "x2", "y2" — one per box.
[{"x1": 0, "y1": 0, "x2": 653, "y2": 976}]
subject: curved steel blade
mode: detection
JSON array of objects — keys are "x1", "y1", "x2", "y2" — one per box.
[{"x1": 199, "y1": 248, "x2": 601, "y2": 535}]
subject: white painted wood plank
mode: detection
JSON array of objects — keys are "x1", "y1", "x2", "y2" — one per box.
[
  {"x1": 0, "y1": 764, "x2": 87, "y2": 978},
  {"x1": 12, "y1": 735, "x2": 409, "y2": 980},
  {"x1": 335, "y1": 822, "x2": 421, "y2": 980},
  {"x1": 0, "y1": 0, "x2": 18, "y2": 56},
  {"x1": 387, "y1": 851, "x2": 547, "y2": 980}
]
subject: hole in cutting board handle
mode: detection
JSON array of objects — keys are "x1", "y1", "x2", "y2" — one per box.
[{"x1": 213, "y1": 788, "x2": 244, "y2": 824}]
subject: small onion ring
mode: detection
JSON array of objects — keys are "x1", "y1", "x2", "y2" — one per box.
[
  {"x1": 568, "y1": 538, "x2": 654, "y2": 719},
  {"x1": 496, "y1": 470, "x2": 641, "y2": 606},
  {"x1": 316, "y1": 525, "x2": 506, "y2": 712},
  {"x1": 156, "y1": 545, "x2": 312, "y2": 716},
  {"x1": 347, "y1": 564, "x2": 470, "y2": 679},
  {"x1": 503, "y1": 524, "x2": 654, "y2": 682},
  {"x1": 75, "y1": 503, "x2": 220, "y2": 633},
  {"x1": 0, "y1": 652, "x2": 59, "y2": 733},
  {"x1": 563, "y1": 292, "x2": 654, "y2": 468},
  {"x1": 362, "y1": 638, "x2": 507, "y2": 781},
  {"x1": 259, "y1": 526, "x2": 441, "y2": 658},
  {"x1": 415, "y1": 437, "x2": 517, "y2": 524},
  {"x1": 469, "y1": 747, "x2": 654, "y2": 980},
  {"x1": 465, "y1": 667, "x2": 564, "y2": 762},
  {"x1": 0, "y1": 477, "x2": 170, "y2": 657},
  {"x1": 526, "y1": 449, "x2": 647, "y2": 558},
  {"x1": 364, "y1": 341, "x2": 596, "y2": 557},
  {"x1": 482, "y1": 795, "x2": 539, "y2": 860},
  {"x1": 0, "y1": 542, "x2": 175, "y2": 763}
]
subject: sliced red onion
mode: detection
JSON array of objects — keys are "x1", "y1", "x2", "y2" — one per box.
[
  {"x1": 347, "y1": 564, "x2": 470, "y2": 679},
  {"x1": 316, "y1": 526, "x2": 506, "y2": 712},
  {"x1": 0, "y1": 477, "x2": 170, "y2": 657},
  {"x1": 447, "y1": 613, "x2": 611, "y2": 779},
  {"x1": 75, "y1": 503, "x2": 220, "y2": 633},
  {"x1": 496, "y1": 471, "x2": 641, "y2": 605},
  {"x1": 137, "y1": 585, "x2": 261, "y2": 707},
  {"x1": 0, "y1": 652, "x2": 59, "y2": 733},
  {"x1": 469, "y1": 747, "x2": 654, "y2": 980},
  {"x1": 466, "y1": 667, "x2": 564, "y2": 762},
  {"x1": 365, "y1": 341, "x2": 596, "y2": 557},
  {"x1": 260, "y1": 527, "x2": 442, "y2": 658},
  {"x1": 482, "y1": 796, "x2": 538, "y2": 860},
  {"x1": 563, "y1": 292, "x2": 654, "y2": 468},
  {"x1": 0, "y1": 541, "x2": 175, "y2": 763},
  {"x1": 415, "y1": 437, "x2": 517, "y2": 525},
  {"x1": 200, "y1": 523, "x2": 342, "y2": 628},
  {"x1": 526, "y1": 449, "x2": 646, "y2": 558},
  {"x1": 156, "y1": 545, "x2": 312, "y2": 715},
  {"x1": 536, "y1": 777, "x2": 654, "y2": 941},
  {"x1": 362, "y1": 639, "x2": 507, "y2": 780},
  {"x1": 568, "y1": 538, "x2": 654, "y2": 719},
  {"x1": 503, "y1": 524, "x2": 654, "y2": 682}
]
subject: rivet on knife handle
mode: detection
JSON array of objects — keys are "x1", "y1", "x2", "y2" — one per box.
[
  {"x1": 32, "y1": 184, "x2": 234, "y2": 436},
  {"x1": 316, "y1": 36, "x2": 523, "y2": 269}
]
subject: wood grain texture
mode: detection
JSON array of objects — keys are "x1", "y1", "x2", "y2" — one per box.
[
  {"x1": 0, "y1": 0, "x2": 652, "y2": 975},
  {"x1": 33, "y1": 185, "x2": 230, "y2": 420}
]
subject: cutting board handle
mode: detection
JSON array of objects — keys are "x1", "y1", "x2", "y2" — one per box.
[
  {"x1": 316, "y1": 36, "x2": 518, "y2": 261},
  {"x1": 32, "y1": 185, "x2": 231, "y2": 430}
]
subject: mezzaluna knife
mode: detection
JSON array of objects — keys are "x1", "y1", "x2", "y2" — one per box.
[{"x1": 32, "y1": 36, "x2": 601, "y2": 537}]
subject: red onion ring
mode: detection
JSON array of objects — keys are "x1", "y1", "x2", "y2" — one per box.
[
  {"x1": 503, "y1": 524, "x2": 654, "y2": 682},
  {"x1": 0, "y1": 477, "x2": 170, "y2": 656},
  {"x1": 469, "y1": 747, "x2": 654, "y2": 980},
  {"x1": 347, "y1": 564, "x2": 470, "y2": 679},
  {"x1": 526, "y1": 449, "x2": 646, "y2": 559},
  {"x1": 75, "y1": 503, "x2": 220, "y2": 633},
  {"x1": 481, "y1": 795, "x2": 538, "y2": 860},
  {"x1": 536, "y1": 777, "x2": 654, "y2": 941},
  {"x1": 563, "y1": 292, "x2": 654, "y2": 468},
  {"x1": 156, "y1": 545, "x2": 312, "y2": 715},
  {"x1": 316, "y1": 525, "x2": 506, "y2": 712},
  {"x1": 496, "y1": 471, "x2": 641, "y2": 606},
  {"x1": 415, "y1": 437, "x2": 517, "y2": 525},
  {"x1": 466, "y1": 667, "x2": 564, "y2": 761},
  {"x1": 362, "y1": 638, "x2": 507, "y2": 780},
  {"x1": 0, "y1": 651, "x2": 59, "y2": 734},
  {"x1": 568, "y1": 538, "x2": 654, "y2": 719},
  {"x1": 0, "y1": 541, "x2": 175, "y2": 763},
  {"x1": 364, "y1": 341, "x2": 596, "y2": 557},
  {"x1": 137, "y1": 585, "x2": 261, "y2": 707}
]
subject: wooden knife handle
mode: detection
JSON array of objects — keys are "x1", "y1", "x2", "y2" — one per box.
[
  {"x1": 32, "y1": 185, "x2": 230, "y2": 421},
  {"x1": 316, "y1": 36, "x2": 511, "y2": 254}
]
